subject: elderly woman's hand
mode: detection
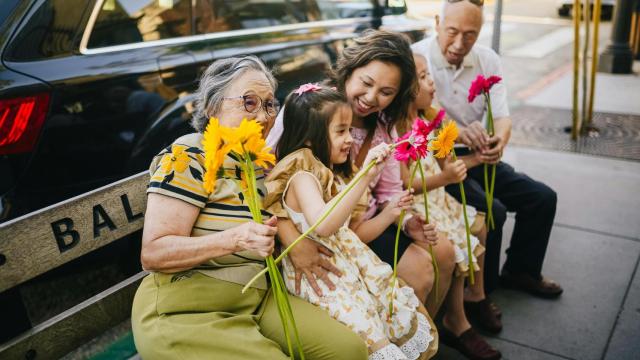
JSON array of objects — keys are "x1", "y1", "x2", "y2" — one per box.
[{"x1": 232, "y1": 216, "x2": 278, "y2": 258}]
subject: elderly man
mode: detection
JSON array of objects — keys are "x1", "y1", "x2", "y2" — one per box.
[{"x1": 412, "y1": 0, "x2": 563, "y2": 333}]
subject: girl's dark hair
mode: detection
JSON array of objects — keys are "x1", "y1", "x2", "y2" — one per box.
[
  {"x1": 276, "y1": 87, "x2": 353, "y2": 177},
  {"x1": 328, "y1": 29, "x2": 417, "y2": 132}
]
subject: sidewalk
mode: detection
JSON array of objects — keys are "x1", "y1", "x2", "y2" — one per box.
[{"x1": 435, "y1": 62, "x2": 640, "y2": 359}]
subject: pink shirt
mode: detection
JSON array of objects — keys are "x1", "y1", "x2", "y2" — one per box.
[{"x1": 350, "y1": 119, "x2": 404, "y2": 221}]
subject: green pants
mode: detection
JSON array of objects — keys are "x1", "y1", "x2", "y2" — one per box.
[{"x1": 131, "y1": 271, "x2": 368, "y2": 359}]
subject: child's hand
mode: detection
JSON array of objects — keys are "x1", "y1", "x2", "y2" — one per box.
[
  {"x1": 441, "y1": 155, "x2": 467, "y2": 184},
  {"x1": 363, "y1": 143, "x2": 391, "y2": 178},
  {"x1": 405, "y1": 215, "x2": 439, "y2": 247},
  {"x1": 381, "y1": 190, "x2": 414, "y2": 221}
]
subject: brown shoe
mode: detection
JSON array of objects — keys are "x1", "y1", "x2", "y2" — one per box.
[
  {"x1": 500, "y1": 271, "x2": 563, "y2": 299},
  {"x1": 440, "y1": 326, "x2": 502, "y2": 360},
  {"x1": 464, "y1": 298, "x2": 503, "y2": 333}
]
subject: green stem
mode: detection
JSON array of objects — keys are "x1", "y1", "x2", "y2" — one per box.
[
  {"x1": 452, "y1": 149, "x2": 475, "y2": 284},
  {"x1": 485, "y1": 93, "x2": 496, "y2": 230},
  {"x1": 240, "y1": 150, "x2": 303, "y2": 360},
  {"x1": 418, "y1": 163, "x2": 439, "y2": 303},
  {"x1": 389, "y1": 162, "x2": 419, "y2": 316},
  {"x1": 483, "y1": 163, "x2": 492, "y2": 228},
  {"x1": 274, "y1": 261, "x2": 305, "y2": 359},
  {"x1": 488, "y1": 163, "x2": 496, "y2": 229},
  {"x1": 267, "y1": 257, "x2": 295, "y2": 359}
]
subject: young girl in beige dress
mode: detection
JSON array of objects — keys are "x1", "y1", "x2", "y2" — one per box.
[{"x1": 264, "y1": 85, "x2": 438, "y2": 360}]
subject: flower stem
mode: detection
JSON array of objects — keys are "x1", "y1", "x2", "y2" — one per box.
[
  {"x1": 485, "y1": 93, "x2": 497, "y2": 230},
  {"x1": 452, "y1": 149, "x2": 475, "y2": 284},
  {"x1": 390, "y1": 161, "x2": 420, "y2": 316},
  {"x1": 241, "y1": 151, "x2": 304, "y2": 360},
  {"x1": 488, "y1": 164, "x2": 496, "y2": 229},
  {"x1": 417, "y1": 162, "x2": 439, "y2": 303}
]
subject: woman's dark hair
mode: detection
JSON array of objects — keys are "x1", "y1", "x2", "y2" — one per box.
[
  {"x1": 328, "y1": 29, "x2": 417, "y2": 132},
  {"x1": 276, "y1": 87, "x2": 353, "y2": 177}
]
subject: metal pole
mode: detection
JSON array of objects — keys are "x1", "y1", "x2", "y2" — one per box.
[
  {"x1": 598, "y1": 0, "x2": 635, "y2": 73},
  {"x1": 586, "y1": 0, "x2": 602, "y2": 129},
  {"x1": 572, "y1": 0, "x2": 581, "y2": 140},
  {"x1": 582, "y1": 0, "x2": 590, "y2": 128},
  {"x1": 492, "y1": 0, "x2": 504, "y2": 54}
]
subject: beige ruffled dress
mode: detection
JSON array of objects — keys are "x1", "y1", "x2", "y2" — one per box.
[{"x1": 264, "y1": 148, "x2": 438, "y2": 360}]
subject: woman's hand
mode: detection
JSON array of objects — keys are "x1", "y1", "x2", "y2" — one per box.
[
  {"x1": 232, "y1": 216, "x2": 278, "y2": 258},
  {"x1": 287, "y1": 237, "x2": 342, "y2": 296},
  {"x1": 405, "y1": 215, "x2": 439, "y2": 247},
  {"x1": 441, "y1": 155, "x2": 467, "y2": 184},
  {"x1": 381, "y1": 190, "x2": 414, "y2": 221},
  {"x1": 363, "y1": 143, "x2": 392, "y2": 178}
]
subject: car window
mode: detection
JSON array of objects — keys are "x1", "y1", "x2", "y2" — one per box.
[
  {"x1": 0, "y1": 0, "x2": 20, "y2": 28},
  {"x1": 315, "y1": 0, "x2": 374, "y2": 19},
  {"x1": 193, "y1": 0, "x2": 307, "y2": 34},
  {"x1": 87, "y1": 0, "x2": 192, "y2": 49},
  {"x1": 5, "y1": 0, "x2": 88, "y2": 61}
]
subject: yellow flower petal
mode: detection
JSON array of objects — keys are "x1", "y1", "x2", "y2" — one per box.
[
  {"x1": 429, "y1": 121, "x2": 458, "y2": 158},
  {"x1": 202, "y1": 118, "x2": 230, "y2": 194}
]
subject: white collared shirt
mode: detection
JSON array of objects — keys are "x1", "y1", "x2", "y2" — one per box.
[{"x1": 411, "y1": 36, "x2": 509, "y2": 128}]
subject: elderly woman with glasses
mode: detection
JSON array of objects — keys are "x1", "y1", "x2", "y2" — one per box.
[{"x1": 131, "y1": 56, "x2": 368, "y2": 360}]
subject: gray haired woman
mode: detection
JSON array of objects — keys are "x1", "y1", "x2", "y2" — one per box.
[{"x1": 131, "y1": 56, "x2": 367, "y2": 360}]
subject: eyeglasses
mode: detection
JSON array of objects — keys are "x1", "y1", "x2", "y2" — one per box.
[
  {"x1": 447, "y1": 0, "x2": 484, "y2": 6},
  {"x1": 223, "y1": 94, "x2": 280, "y2": 118}
]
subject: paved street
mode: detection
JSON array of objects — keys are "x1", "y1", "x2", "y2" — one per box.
[{"x1": 409, "y1": 1, "x2": 640, "y2": 359}]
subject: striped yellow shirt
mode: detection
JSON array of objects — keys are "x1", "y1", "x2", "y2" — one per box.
[{"x1": 147, "y1": 133, "x2": 269, "y2": 289}]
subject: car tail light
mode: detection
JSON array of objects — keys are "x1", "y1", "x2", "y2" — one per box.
[{"x1": 0, "y1": 93, "x2": 50, "y2": 155}]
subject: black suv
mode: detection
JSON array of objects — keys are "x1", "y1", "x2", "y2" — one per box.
[{"x1": 0, "y1": 0, "x2": 427, "y2": 223}]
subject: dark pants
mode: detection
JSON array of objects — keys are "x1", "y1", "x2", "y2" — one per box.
[{"x1": 445, "y1": 153, "x2": 557, "y2": 294}]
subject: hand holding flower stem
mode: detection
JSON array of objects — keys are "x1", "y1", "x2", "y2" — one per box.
[{"x1": 469, "y1": 75, "x2": 501, "y2": 231}]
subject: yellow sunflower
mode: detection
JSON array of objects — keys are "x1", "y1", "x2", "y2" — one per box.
[
  {"x1": 202, "y1": 118, "x2": 231, "y2": 194},
  {"x1": 430, "y1": 121, "x2": 458, "y2": 158},
  {"x1": 161, "y1": 144, "x2": 190, "y2": 173},
  {"x1": 220, "y1": 118, "x2": 275, "y2": 168},
  {"x1": 219, "y1": 118, "x2": 264, "y2": 154},
  {"x1": 244, "y1": 134, "x2": 276, "y2": 168}
]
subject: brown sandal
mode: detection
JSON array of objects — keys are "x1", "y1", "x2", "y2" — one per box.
[
  {"x1": 464, "y1": 298, "x2": 503, "y2": 333},
  {"x1": 440, "y1": 326, "x2": 501, "y2": 360}
]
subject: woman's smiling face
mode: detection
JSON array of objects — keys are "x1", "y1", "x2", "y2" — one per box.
[{"x1": 344, "y1": 60, "x2": 401, "y2": 119}]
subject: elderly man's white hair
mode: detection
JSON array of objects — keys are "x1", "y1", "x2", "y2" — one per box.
[{"x1": 439, "y1": 0, "x2": 485, "y2": 22}]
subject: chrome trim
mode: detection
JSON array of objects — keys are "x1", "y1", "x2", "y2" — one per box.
[
  {"x1": 79, "y1": 0, "x2": 105, "y2": 54},
  {"x1": 79, "y1": 0, "x2": 373, "y2": 55}
]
